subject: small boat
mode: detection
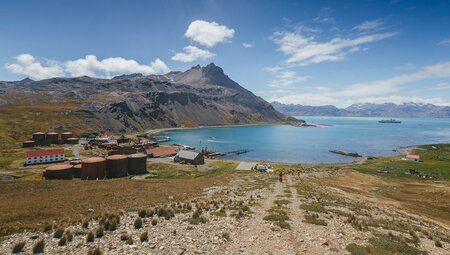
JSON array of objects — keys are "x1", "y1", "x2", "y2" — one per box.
[{"x1": 378, "y1": 119, "x2": 401, "y2": 123}]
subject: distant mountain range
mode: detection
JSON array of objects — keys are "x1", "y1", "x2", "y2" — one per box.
[
  {"x1": 0, "y1": 63, "x2": 285, "y2": 145},
  {"x1": 272, "y1": 102, "x2": 450, "y2": 118}
]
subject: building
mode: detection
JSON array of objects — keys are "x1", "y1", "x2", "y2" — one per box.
[
  {"x1": 236, "y1": 162, "x2": 256, "y2": 171},
  {"x1": 146, "y1": 146, "x2": 177, "y2": 158},
  {"x1": 25, "y1": 148, "x2": 65, "y2": 165},
  {"x1": 174, "y1": 150, "x2": 205, "y2": 165},
  {"x1": 405, "y1": 154, "x2": 420, "y2": 162}
]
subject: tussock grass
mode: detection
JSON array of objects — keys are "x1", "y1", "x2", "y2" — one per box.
[
  {"x1": 134, "y1": 218, "x2": 143, "y2": 229},
  {"x1": 304, "y1": 214, "x2": 327, "y2": 226},
  {"x1": 32, "y1": 239, "x2": 44, "y2": 254},
  {"x1": 12, "y1": 241, "x2": 25, "y2": 253},
  {"x1": 140, "y1": 231, "x2": 148, "y2": 242},
  {"x1": 346, "y1": 233, "x2": 426, "y2": 255}
]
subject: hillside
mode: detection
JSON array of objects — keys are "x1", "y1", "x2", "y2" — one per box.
[
  {"x1": 272, "y1": 101, "x2": 450, "y2": 118},
  {"x1": 0, "y1": 63, "x2": 284, "y2": 147}
]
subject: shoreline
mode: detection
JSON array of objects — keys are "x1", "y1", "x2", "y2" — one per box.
[{"x1": 144, "y1": 122, "x2": 283, "y2": 135}]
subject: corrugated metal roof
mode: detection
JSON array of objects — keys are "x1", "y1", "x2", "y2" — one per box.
[
  {"x1": 26, "y1": 148, "x2": 64, "y2": 158},
  {"x1": 175, "y1": 150, "x2": 200, "y2": 160},
  {"x1": 146, "y1": 146, "x2": 177, "y2": 157}
]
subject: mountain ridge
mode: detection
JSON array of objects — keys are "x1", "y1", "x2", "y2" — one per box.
[
  {"x1": 0, "y1": 64, "x2": 285, "y2": 144},
  {"x1": 272, "y1": 101, "x2": 450, "y2": 118}
]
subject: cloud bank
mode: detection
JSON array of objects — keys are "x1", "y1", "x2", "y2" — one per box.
[
  {"x1": 184, "y1": 20, "x2": 235, "y2": 47},
  {"x1": 171, "y1": 46, "x2": 216, "y2": 62},
  {"x1": 5, "y1": 54, "x2": 170, "y2": 80}
]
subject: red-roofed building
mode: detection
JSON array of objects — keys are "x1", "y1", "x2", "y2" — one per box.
[
  {"x1": 146, "y1": 146, "x2": 177, "y2": 158},
  {"x1": 25, "y1": 148, "x2": 65, "y2": 165},
  {"x1": 405, "y1": 154, "x2": 420, "y2": 162}
]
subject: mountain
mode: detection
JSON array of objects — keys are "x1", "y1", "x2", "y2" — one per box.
[
  {"x1": 0, "y1": 63, "x2": 284, "y2": 144},
  {"x1": 272, "y1": 102, "x2": 450, "y2": 118}
]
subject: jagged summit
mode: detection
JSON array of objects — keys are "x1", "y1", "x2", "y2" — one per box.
[{"x1": 172, "y1": 63, "x2": 244, "y2": 91}]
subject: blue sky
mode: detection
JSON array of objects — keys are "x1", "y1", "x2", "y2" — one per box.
[{"x1": 1, "y1": 0, "x2": 450, "y2": 107}]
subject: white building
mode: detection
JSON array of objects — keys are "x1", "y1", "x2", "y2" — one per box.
[
  {"x1": 405, "y1": 154, "x2": 420, "y2": 162},
  {"x1": 25, "y1": 148, "x2": 65, "y2": 165}
]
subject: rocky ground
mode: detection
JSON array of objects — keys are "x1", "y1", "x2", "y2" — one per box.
[{"x1": 1, "y1": 169, "x2": 449, "y2": 254}]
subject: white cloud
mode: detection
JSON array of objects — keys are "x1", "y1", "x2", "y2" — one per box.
[
  {"x1": 171, "y1": 45, "x2": 216, "y2": 62},
  {"x1": 353, "y1": 19, "x2": 383, "y2": 31},
  {"x1": 5, "y1": 53, "x2": 170, "y2": 80},
  {"x1": 268, "y1": 70, "x2": 308, "y2": 88},
  {"x1": 5, "y1": 53, "x2": 64, "y2": 80},
  {"x1": 65, "y1": 55, "x2": 170, "y2": 77},
  {"x1": 184, "y1": 20, "x2": 235, "y2": 47},
  {"x1": 242, "y1": 42, "x2": 255, "y2": 48},
  {"x1": 264, "y1": 61, "x2": 450, "y2": 107},
  {"x1": 438, "y1": 39, "x2": 450, "y2": 46},
  {"x1": 338, "y1": 61, "x2": 450, "y2": 97},
  {"x1": 272, "y1": 31, "x2": 397, "y2": 66}
]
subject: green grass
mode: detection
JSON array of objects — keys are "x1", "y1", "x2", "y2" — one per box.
[
  {"x1": 346, "y1": 234, "x2": 426, "y2": 255},
  {"x1": 354, "y1": 144, "x2": 450, "y2": 180},
  {"x1": 273, "y1": 199, "x2": 291, "y2": 206},
  {"x1": 263, "y1": 213, "x2": 289, "y2": 222},
  {"x1": 0, "y1": 151, "x2": 22, "y2": 168},
  {"x1": 303, "y1": 214, "x2": 327, "y2": 226},
  {"x1": 145, "y1": 161, "x2": 237, "y2": 179},
  {"x1": 300, "y1": 203, "x2": 328, "y2": 214}
]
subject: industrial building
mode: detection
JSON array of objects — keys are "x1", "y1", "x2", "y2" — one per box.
[
  {"x1": 174, "y1": 150, "x2": 205, "y2": 165},
  {"x1": 146, "y1": 146, "x2": 177, "y2": 158},
  {"x1": 25, "y1": 148, "x2": 65, "y2": 165}
]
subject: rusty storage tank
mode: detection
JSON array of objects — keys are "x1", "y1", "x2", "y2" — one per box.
[
  {"x1": 65, "y1": 137, "x2": 80, "y2": 144},
  {"x1": 46, "y1": 132, "x2": 59, "y2": 144},
  {"x1": 61, "y1": 132, "x2": 73, "y2": 140},
  {"x1": 127, "y1": 153, "x2": 147, "y2": 174},
  {"x1": 22, "y1": 140, "x2": 36, "y2": 148},
  {"x1": 32, "y1": 132, "x2": 46, "y2": 141},
  {"x1": 106, "y1": 154, "x2": 128, "y2": 178},
  {"x1": 44, "y1": 164, "x2": 73, "y2": 180},
  {"x1": 73, "y1": 164, "x2": 82, "y2": 178},
  {"x1": 81, "y1": 157, "x2": 107, "y2": 180}
]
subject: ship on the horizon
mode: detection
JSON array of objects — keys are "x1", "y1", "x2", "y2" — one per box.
[{"x1": 378, "y1": 119, "x2": 402, "y2": 123}]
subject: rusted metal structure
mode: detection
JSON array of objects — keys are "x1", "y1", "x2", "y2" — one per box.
[
  {"x1": 46, "y1": 132, "x2": 59, "y2": 144},
  {"x1": 44, "y1": 164, "x2": 73, "y2": 180},
  {"x1": 73, "y1": 164, "x2": 82, "y2": 178},
  {"x1": 81, "y1": 157, "x2": 107, "y2": 180},
  {"x1": 22, "y1": 140, "x2": 36, "y2": 148},
  {"x1": 65, "y1": 137, "x2": 80, "y2": 144},
  {"x1": 127, "y1": 153, "x2": 147, "y2": 174},
  {"x1": 61, "y1": 132, "x2": 73, "y2": 140},
  {"x1": 106, "y1": 154, "x2": 128, "y2": 178},
  {"x1": 32, "y1": 132, "x2": 46, "y2": 142}
]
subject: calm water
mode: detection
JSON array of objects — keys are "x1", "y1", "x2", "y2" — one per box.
[{"x1": 162, "y1": 117, "x2": 450, "y2": 164}]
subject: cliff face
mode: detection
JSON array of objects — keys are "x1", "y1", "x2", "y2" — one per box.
[{"x1": 0, "y1": 63, "x2": 285, "y2": 134}]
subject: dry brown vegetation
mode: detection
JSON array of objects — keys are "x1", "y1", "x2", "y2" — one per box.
[
  {"x1": 0, "y1": 177, "x2": 228, "y2": 237},
  {"x1": 322, "y1": 171, "x2": 450, "y2": 225}
]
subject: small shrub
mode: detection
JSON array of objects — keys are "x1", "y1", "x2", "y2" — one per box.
[
  {"x1": 95, "y1": 226, "x2": 104, "y2": 238},
  {"x1": 58, "y1": 236, "x2": 67, "y2": 246},
  {"x1": 43, "y1": 223, "x2": 52, "y2": 233},
  {"x1": 275, "y1": 221, "x2": 291, "y2": 229},
  {"x1": 147, "y1": 209, "x2": 154, "y2": 217},
  {"x1": 134, "y1": 218, "x2": 143, "y2": 229},
  {"x1": 32, "y1": 239, "x2": 45, "y2": 254},
  {"x1": 126, "y1": 236, "x2": 133, "y2": 245},
  {"x1": 151, "y1": 219, "x2": 158, "y2": 226},
  {"x1": 304, "y1": 214, "x2": 327, "y2": 226},
  {"x1": 108, "y1": 219, "x2": 118, "y2": 231},
  {"x1": 82, "y1": 220, "x2": 89, "y2": 229},
  {"x1": 140, "y1": 231, "x2": 148, "y2": 242},
  {"x1": 86, "y1": 231, "x2": 95, "y2": 242},
  {"x1": 222, "y1": 232, "x2": 231, "y2": 241},
  {"x1": 138, "y1": 209, "x2": 147, "y2": 218},
  {"x1": 120, "y1": 233, "x2": 129, "y2": 241},
  {"x1": 53, "y1": 228, "x2": 65, "y2": 239},
  {"x1": 12, "y1": 241, "x2": 25, "y2": 254},
  {"x1": 66, "y1": 231, "x2": 74, "y2": 242},
  {"x1": 435, "y1": 239, "x2": 443, "y2": 248},
  {"x1": 87, "y1": 246, "x2": 103, "y2": 255}
]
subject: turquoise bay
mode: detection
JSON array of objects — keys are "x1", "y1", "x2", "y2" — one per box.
[{"x1": 161, "y1": 117, "x2": 450, "y2": 164}]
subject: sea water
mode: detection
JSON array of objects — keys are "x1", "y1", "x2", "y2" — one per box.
[{"x1": 161, "y1": 117, "x2": 450, "y2": 164}]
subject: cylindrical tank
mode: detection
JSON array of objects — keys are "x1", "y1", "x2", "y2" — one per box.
[
  {"x1": 81, "y1": 157, "x2": 107, "y2": 180},
  {"x1": 127, "y1": 154, "x2": 147, "y2": 175},
  {"x1": 65, "y1": 137, "x2": 80, "y2": 144},
  {"x1": 73, "y1": 164, "x2": 82, "y2": 178},
  {"x1": 46, "y1": 132, "x2": 59, "y2": 144},
  {"x1": 22, "y1": 140, "x2": 36, "y2": 148},
  {"x1": 61, "y1": 132, "x2": 73, "y2": 140},
  {"x1": 106, "y1": 154, "x2": 128, "y2": 178},
  {"x1": 44, "y1": 164, "x2": 73, "y2": 180},
  {"x1": 32, "y1": 132, "x2": 46, "y2": 141}
]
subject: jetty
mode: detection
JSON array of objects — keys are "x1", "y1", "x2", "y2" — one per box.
[{"x1": 329, "y1": 149, "x2": 362, "y2": 157}]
